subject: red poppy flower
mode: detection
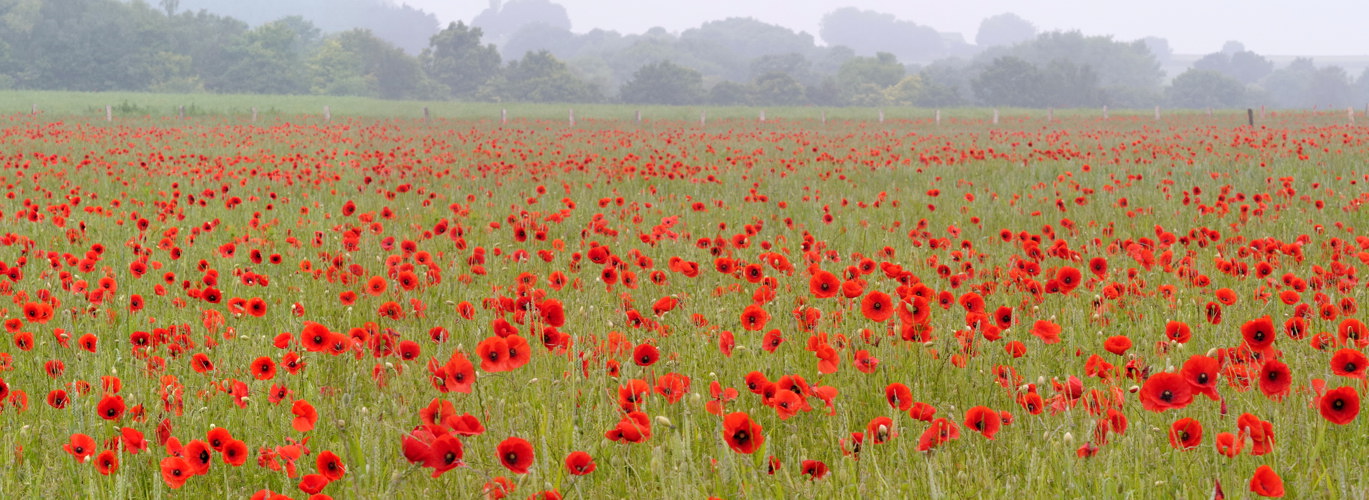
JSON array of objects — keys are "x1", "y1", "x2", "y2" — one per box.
[
  {"x1": 94, "y1": 449, "x2": 118, "y2": 475},
  {"x1": 161, "y1": 456, "x2": 192, "y2": 489},
  {"x1": 251, "y1": 356, "x2": 277, "y2": 380},
  {"x1": 723, "y1": 411, "x2": 764, "y2": 454},
  {"x1": 1030, "y1": 320, "x2": 1061, "y2": 344},
  {"x1": 64, "y1": 433, "x2": 95, "y2": 462},
  {"x1": 963, "y1": 406, "x2": 1001, "y2": 440},
  {"x1": 1319, "y1": 386, "x2": 1360, "y2": 425},
  {"x1": 740, "y1": 304, "x2": 770, "y2": 331},
  {"x1": 1102, "y1": 335, "x2": 1132, "y2": 356},
  {"x1": 1249, "y1": 465, "x2": 1284, "y2": 497},
  {"x1": 885, "y1": 383, "x2": 913, "y2": 412},
  {"x1": 1138, "y1": 372, "x2": 1193, "y2": 412},
  {"x1": 1330, "y1": 348, "x2": 1367, "y2": 378},
  {"x1": 1180, "y1": 355, "x2": 1221, "y2": 401},
  {"x1": 1241, "y1": 316, "x2": 1276, "y2": 352},
  {"x1": 1168, "y1": 418, "x2": 1202, "y2": 450},
  {"x1": 1165, "y1": 321, "x2": 1191, "y2": 344},
  {"x1": 1214, "y1": 432, "x2": 1242, "y2": 458},
  {"x1": 316, "y1": 450, "x2": 345, "y2": 480},
  {"x1": 1258, "y1": 359, "x2": 1291, "y2": 401},
  {"x1": 496, "y1": 437, "x2": 534, "y2": 474},
  {"x1": 222, "y1": 439, "x2": 249, "y2": 466},
  {"x1": 96, "y1": 394, "x2": 125, "y2": 421},
  {"x1": 917, "y1": 418, "x2": 961, "y2": 451},
  {"x1": 292, "y1": 400, "x2": 318, "y2": 432},
  {"x1": 655, "y1": 373, "x2": 690, "y2": 404},
  {"x1": 809, "y1": 270, "x2": 839, "y2": 299},
  {"x1": 800, "y1": 460, "x2": 829, "y2": 480},
  {"x1": 860, "y1": 291, "x2": 894, "y2": 323},
  {"x1": 564, "y1": 451, "x2": 595, "y2": 476},
  {"x1": 633, "y1": 343, "x2": 659, "y2": 367},
  {"x1": 866, "y1": 416, "x2": 896, "y2": 444},
  {"x1": 604, "y1": 411, "x2": 651, "y2": 443},
  {"x1": 476, "y1": 336, "x2": 510, "y2": 372}
]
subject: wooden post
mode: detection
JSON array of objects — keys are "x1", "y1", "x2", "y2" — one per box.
[
  {"x1": 1102, "y1": 105, "x2": 1108, "y2": 120},
  {"x1": 635, "y1": 110, "x2": 641, "y2": 124},
  {"x1": 568, "y1": 108, "x2": 575, "y2": 127},
  {"x1": 700, "y1": 111, "x2": 706, "y2": 127},
  {"x1": 1047, "y1": 108, "x2": 1054, "y2": 122},
  {"x1": 759, "y1": 109, "x2": 765, "y2": 122},
  {"x1": 934, "y1": 109, "x2": 940, "y2": 126},
  {"x1": 1206, "y1": 107, "x2": 1212, "y2": 117},
  {"x1": 423, "y1": 106, "x2": 430, "y2": 123},
  {"x1": 178, "y1": 105, "x2": 184, "y2": 120},
  {"x1": 1247, "y1": 108, "x2": 1255, "y2": 126},
  {"x1": 106, "y1": 105, "x2": 112, "y2": 122},
  {"x1": 31, "y1": 104, "x2": 37, "y2": 115},
  {"x1": 323, "y1": 105, "x2": 331, "y2": 123},
  {"x1": 1259, "y1": 105, "x2": 1265, "y2": 120},
  {"x1": 1154, "y1": 106, "x2": 1160, "y2": 121},
  {"x1": 992, "y1": 108, "x2": 999, "y2": 125},
  {"x1": 878, "y1": 109, "x2": 885, "y2": 123},
  {"x1": 821, "y1": 110, "x2": 826, "y2": 126},
  {"x1": 1349, "y1": 106, "x2": 1355, "y2": 124},
  {"x1": 501, "y1": 108, "x2": 507, "y2": 125},
  {"x1": 252, "y1": 107, "x2": 258, "y2": 122}
]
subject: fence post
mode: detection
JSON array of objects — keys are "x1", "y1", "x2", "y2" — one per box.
[
  {"x1": 1349, "y1": 106, "x2": 1355, "y2": 124},
  {"x1": 992, "y1": 108, "x2": 999, "y2": 125},
  {"x1": 323, "y1": 105, "x2": 331, "y2": 123},
  {"x1": 31, "y1": 104, "x2": 37, "y2": 115},
  {"x1": 568, "y1": 108, "x2": 575, "y2": 127},
  {"x1": 821, "y1": 110, "x2": 826, "y2": 126},
  {"x1": 934, "y1": 109, "x2": 940, "y2": 126},
  {"x1": 179, "y1": 105, "x2": 184, "y2": 120},
  {"x1": 879, "y1": 109, "x2": 885, "y2": 123},
  {"x1": 1047, "y1": 108, "x2": 1054, "y2": 122},
  {"x1": 1247, "y1": 108, "x2": 1255, "y2": 126},
  {"x1": 700, "y1": 111, "x2": 706, "y2": 127},
  {"x1": 106, "y1": 105, "x2": 112, "y2": 122},
  {"x1": 1154, "y1": 106, "x2": 1160, "y2": 121},
  {"x1": 636, "y1": 110, "x2": 641, "y2": 124},
  {"x1": 501, "y1": 108, "x2": 507, "y2": 125},
  {"x1": 1102, "y1": 105, "x2": 1108, "y2": 120},
  {"x1": 759, "y1": 109, "x2": 765, "y2": 122},
  {"x1": 252, "y1": 107, "x2": 258, "y2": 122},
  {"x1": 423, "y1": 106, "x2": 430, "y2": 123}
]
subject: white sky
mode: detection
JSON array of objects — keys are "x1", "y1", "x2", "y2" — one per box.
[{"x1": 408, "y1": 0, "x2": 1369, "y2": 56}]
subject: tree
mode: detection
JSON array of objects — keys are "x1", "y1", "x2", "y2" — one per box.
[
  {"x1": 975, "y1": 13, "x2": 1035, "y2": 47},
  {"x1": 471, "y1": 0, "x2": 570, "y2": 46},
  {"x1": 835, "y1": 51, "x2": 905, "y2": 105},
  {"x1": 423, "y1": 21, "x2": 501, "y2": 99},
  {"x1": 752, "y1": 72, "x2": 806, "y2": 105},
  {"x1": 1193, "y1": 50, "x2": 1272, "y2": 84},
  {"x1": 972, "y1": 56, "x2": 1043, "y2": 107},
  {"x1": 820, "y1": 7, "x2": 946, "y2": 63},
  {"x1": 708, "y1": 81, "x2": 754, "y2": 106},
  {"x1": 308, "y1": 29, "x2": 427, "y2": 99},
  {"x1": 208, "y1": 17, "x2": 315, "y2": 94},
  {"x1": 973, "y1": 30, "x2": 1163, "y2": 105},
  {"x1": 498, "y1": 50, "x2": 600, "y2": 103},
  {"x1": 680, "y1": 17, "x2": 818, "y2": 62},
  {"x1": 1167, "y1": 69, "x2": 1245, "y2": 108},
  {"x1": 1141, "y1": 36, "x2": 1172, "y2": 63},
  {"x1": 619, "y1": 60, "x2": 703, "y2": 105}
]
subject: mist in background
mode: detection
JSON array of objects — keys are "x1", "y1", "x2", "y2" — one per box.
[{"x1": 1, "y1": 0, "x2": 1366, "y2": 109}]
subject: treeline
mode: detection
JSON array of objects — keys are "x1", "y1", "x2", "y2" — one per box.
[{"x1": 1, "y1": 0, "x2": 1367, "y2": 109}]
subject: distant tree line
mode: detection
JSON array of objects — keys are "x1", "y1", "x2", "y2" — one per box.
[{"x1": 0, "y1": 0, "x2": 1366, "y2": 109}]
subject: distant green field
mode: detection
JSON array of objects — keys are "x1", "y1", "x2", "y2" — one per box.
[{"x1": 0, "y1": 90, "x2": 1262, "y2": 124}]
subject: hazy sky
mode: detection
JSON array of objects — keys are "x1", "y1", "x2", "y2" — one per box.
[{"x1": 410, "y1": 0, "x2": 1368, "y2": 56}]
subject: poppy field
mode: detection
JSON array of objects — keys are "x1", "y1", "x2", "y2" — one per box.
[{"x1": 1, "y1": 109, "x2": 1367, "y2": 499}]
